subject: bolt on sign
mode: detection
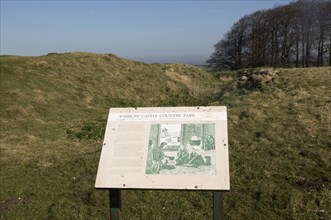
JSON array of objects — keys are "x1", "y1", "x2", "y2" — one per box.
[{"x1": 95, "y1": 106, "x2": 229, "y2": 190}]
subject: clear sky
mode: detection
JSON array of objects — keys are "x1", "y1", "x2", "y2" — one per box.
[{"x1": 1, "y1": 0, "x2": 291, "y2": 64}]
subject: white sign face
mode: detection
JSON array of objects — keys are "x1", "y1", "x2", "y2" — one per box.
[{"x1": 95, "y1": 106, "x2": 230, "y2": 190}]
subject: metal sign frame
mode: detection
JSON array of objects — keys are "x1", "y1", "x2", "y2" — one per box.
[{"x1": 96, "y1": 106, "x2": 230, "y2": 219}]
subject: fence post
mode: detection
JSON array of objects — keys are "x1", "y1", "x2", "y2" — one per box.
[
  {"x1": 109, "y1": 189, "x2": 121, "y2": 220},
  {"x1": 213, "y1": 191, "x2": 224, "y2": 220}
]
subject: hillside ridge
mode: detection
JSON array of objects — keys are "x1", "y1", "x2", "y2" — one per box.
[{"x1": 0, "y1": 52, "x2": 330, "y2": 219}]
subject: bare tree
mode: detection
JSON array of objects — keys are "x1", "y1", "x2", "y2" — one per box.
[{"x1": 208, "y1": 0, "x2": 331, "y2": 70}]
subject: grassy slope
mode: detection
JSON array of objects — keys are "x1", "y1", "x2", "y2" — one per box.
[
  {"x1": 0, "y1": 52, "x2": 219, "y2": 219},
  {"x1": 0, "y1": 53, "x2": 330, "y2": 219},
  {"x1": 215, "y1": 68, "x2": 331, "y2": 219}
]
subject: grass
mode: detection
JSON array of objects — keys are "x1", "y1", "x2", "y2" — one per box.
[
  {"x1": 216, "y1": 67, "x2": 331, "y2": 219},
  {"x1": 0, "y1": 53, "x2": 330, "y2": 219}
]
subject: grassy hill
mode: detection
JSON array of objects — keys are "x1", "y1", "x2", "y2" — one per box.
[{"x1": 0, "y1": 52, "x2": 330, "y2": 219}]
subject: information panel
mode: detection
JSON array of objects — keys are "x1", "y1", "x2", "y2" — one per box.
[{"x1": 95, "y1": 106, "x2": 229, "y2": 190}]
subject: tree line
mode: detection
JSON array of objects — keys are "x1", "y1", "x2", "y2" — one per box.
[{"x1": 207, "y1": 0, "x2": 331, "y2": 70}]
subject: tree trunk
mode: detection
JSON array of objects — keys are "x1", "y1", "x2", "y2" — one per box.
[
  {"x1": 305, "y1": 35, "x2": 310, "y2": 67},
  {"x1": 295, "y1": 35, "x2": 299, "y2": 68}
]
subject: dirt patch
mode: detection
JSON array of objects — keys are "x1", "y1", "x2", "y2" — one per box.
[
  {"x1": 0, "y1": 197, "x2": 32, "y2": 213},
  {"x1": 219, "y1": 75, "x2": 234, "y2": 82},
  {"x1": 35, "y1": 60, "x2": 49, "y2": 69},
  {"x1": 230, "y1": 187, "x2": 246, "y2": 195},
  {"x1": 5, "y1": 106, "x2": 29, "y2": 118},
  {"x1": 164, "y1": 69, "x2": 191, "y2": 86},
  {"x1": 291, "y1": 178, "x2": 329, "y2": 192},
  {"x1": 237, "y1": 68, "x2": 279, "y2": 91}
]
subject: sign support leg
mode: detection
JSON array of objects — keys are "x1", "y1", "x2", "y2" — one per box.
[
  {"x1": 109, "y1": 189, "x2": 121, "y2": 220},
  {"x1": 213, "y1": 191, "x2": 224, "y2": 220}
]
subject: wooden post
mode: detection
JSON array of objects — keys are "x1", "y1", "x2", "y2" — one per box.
[
  {"x1": 213, "y1": 191, "x2": 224, "y2": 220},
  {"x1": 109, "y1": 189, "x2": 121, "y2": 220}
]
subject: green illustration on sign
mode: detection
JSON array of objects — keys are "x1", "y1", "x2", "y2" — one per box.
[{"x1": 145, "y1": 123, "x2": 216, "y2": 175}]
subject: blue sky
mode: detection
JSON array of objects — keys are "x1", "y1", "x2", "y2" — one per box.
[{"x1": 1, "y1": 0, "x2": 291, "y2": 64}]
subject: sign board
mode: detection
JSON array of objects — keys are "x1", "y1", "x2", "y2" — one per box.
[{"x1": 95, "y1": 106, "x2": 229, "y2": 190}]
